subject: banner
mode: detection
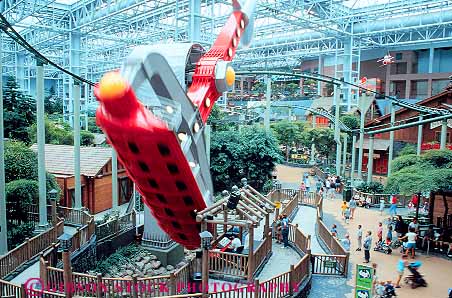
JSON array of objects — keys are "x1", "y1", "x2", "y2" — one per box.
[{"x1": 355, "y1": 264, "x2": 374, "y2": 298}]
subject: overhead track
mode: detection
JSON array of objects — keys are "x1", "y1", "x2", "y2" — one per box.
[{"x1": 0, "y1": 13, "x2": 95, "y2": 86}]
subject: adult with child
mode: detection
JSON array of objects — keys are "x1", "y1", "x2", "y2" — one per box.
[
  {"x1": 399, "y1": 227, "x2": 418, "y2": 258},
  {"x1": 394, "y1": 215, "x2": 408, "y2": 238}
]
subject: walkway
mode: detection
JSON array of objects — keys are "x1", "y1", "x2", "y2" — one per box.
[{"x1": 276, "y1": 164, "x2": 452, "y2": 298}]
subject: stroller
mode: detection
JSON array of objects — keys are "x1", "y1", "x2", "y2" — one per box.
[
  {"x1": 375, "y1": 282, "x2": 397, "y2": 298},
  {"x1": 374, "y1": 240, "x2": 393, "y2": 254},
  {"x1": 404, "y1": 261, "x2": 428, "y2": 289}
]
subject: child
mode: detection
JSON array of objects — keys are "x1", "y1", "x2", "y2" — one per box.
[
  {"x1": 375, "y1": 281, "x2": 385, "y2": 297},
  {"x1": 387, "y1": 225, "x2": 393, "y2": 243},
  {"x1": 344, "y1": 207, "x2": 351, "y2": 224},
  {"x1": 341, "y1": 234, "x2": 351, "y2": 251},
  {"x1": 395, "y1": 254, "x2": 408, "y2": 288},
  {"x1": 363, "y1": 231, "x2": 373, "y2": 263},
  {"x1": 377, "y1": 222, "x2": 383, "y2": 243},
  {"x1": 340, "y1": 201, "x2": 347, "y2": 219},
  {"x1": 379, "y1": 199, "x2": 385, "y2": 215},
  {"x1": 356, "y1": 225, "x2": 363, "y2": 251},
  {"x1": 365, "y1": 196, "x2": 372, "y2": 209},
  {"x1": 331, "y1": 224, "x2": 338, "y2": 237}
]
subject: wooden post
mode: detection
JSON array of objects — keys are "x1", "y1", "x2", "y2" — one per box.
[
  {"x1": 169, "y1": 272, "x2": 176, "y2": 295},
  {"x1": 344, "y1": 252, "x2": 350, "y2": 277},
  {"x1": 51, "y1": 199, "x2": 57, "y2": 224},
  {"x1": 20, "y1": 284, "x2": 27, "y2": 298},
  {"x1": 25, "y1": 238, "x2": 31, "y2": 260},
  {"x1": 264, "y1": 213, "x2": 270, "y2": 239},
  {"x1": 254, "y1": 279, "x2": 260, "y2": 298},
  {"x1": 247, "y1": 225, "x2": 254, "y2": 281},
  {"x1": 223, "y1": 206, "x2": 228, "y2": 235},
  {"x1": 95, "y1": 274, "x2": 103, "y2": 298},
  {"x1": 62, "y1": 251, "x2": 73, "y2": 298},
  {"x1": 132, "y1": 276, "x2": 138, "y2": 298},
  {"x1": 39, "y1": 255, "x2": 48, "y2": 287},
  {"x1": 202, "y1": 248, "x2": 209, "y2": 298},
  {"x1": 132, "y1": 210, "x2": 137, "y2": 228},
  {"x1": 289, "y1": 264, "x2": 294, "y2": 296}
]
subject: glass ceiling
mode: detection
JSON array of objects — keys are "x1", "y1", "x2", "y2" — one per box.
[{"x1": 343, "y1": 0, "x2": 393, "y2": 8}]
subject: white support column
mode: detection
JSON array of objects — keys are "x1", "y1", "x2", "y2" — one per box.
[
  {"x1": 204, "y1": 124, "x2": 211, "y2": 165},
  {"x1": 264, "y1": 75, "x2": 271, "y2": 133},
  {"x1": 334, "y1": 85, "x2": 341, "y2": 175},
  {"x1": 189, "y1": 0, "x2": 201, "y2": 43},
  {"x1": 367, "y1": 136, "x2": 375, "y2": 183},
  {"x1": 428, "y1": 48, "x2": 434, "y2": 74},
  {"x1": 440, "y1": 119, "x2": 448, "y2": 149},
  {"x1": 36, "y1": 60, "x2": 48, "y2": 229},
  {"x1": 387, "y1": 103, "x2": 395, "y2": 176},
  {"x1": 342, "y1": 134, "x2": 348, "y2": 177},
  {"x1": 0, "y1": 34, "x2": 8, "y2": 254},
  {"x1": 417, "y1": 115, "x2": 423, "y2": 156},
  {"x1": 350, "y1": 134, "x2": 357, "y2": 185},
  {"x1": 73, "y1": 83, "x2": 82, "y2": 209},
  {"x1": 357, "y1": 109, "x2": 365, "y2": 180},
  {"x1": 112, "y1": 149, "x2": 118, "y2": 210}
]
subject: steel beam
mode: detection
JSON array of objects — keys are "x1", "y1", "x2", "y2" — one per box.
[
  {"x1": 367, "y1": 136, "x2": 374, "y2": 184},
  {"x1": 73, "y1": 82, "x2": 82, "y2": 209},
  {"x1": 440, "y1": 119, "x2": 448, "y2": 149},
  {"x1": 0, "y1": 34, "x2": 8, "y2": 254},
  {"x1": 417, "y1": 115, "x2": 423, "y2": 156}
]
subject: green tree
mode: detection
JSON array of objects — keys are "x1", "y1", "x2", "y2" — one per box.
[
  {"x1": 286, "y1": 82, "x2": 299, "y2": 96},
  {"x1": 397, "y1": 144, "x2": 416, "y2": 157},
  {"x1": 29, "y1": 117, "x2": 73, "y2": 145},
  {"x1": 6, "y1": 179, "x2": 39, "y2": 223},
  {"x1": 210, "y1": 126, "x2": 282, "y2": 192},
  {"x1": 44, "y1": 86, "x2": 63, "y2": 115},
  {"x1": 271, "y1": 120, "x2": 303, "y2": 161},
  {"x1": 301, "y1": 128, "x2": 336, "y2": 160},
  {"x1": 88, "y1": 117, "x2": 102, "y2": 133},
  {"x1": 386, "y1": 150, "x2": 452, "y2": 220},
  {"x1": 207, "y1": 105, "x2": 236, "y2": 131},
  {"x1": 4, "y1": 141, "x2": 38, "y2": 183},
  {"x1": 81, "y1": 130, "x2": 95, "y2": 146},
  {"x1": 340, "y1": 115, "x2": 359, "y2": 130},
  {"x1": 3, "y1": 76, "x2": 36, "y2": 142}
]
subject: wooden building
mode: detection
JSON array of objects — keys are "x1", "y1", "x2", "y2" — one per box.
[
  {"x1": 429, "y1": 191, "x2": 452, "y2": 229},
  {"x1": 31, "y1": 144, "x2": 133, "y2": 214},
  {"x1": 359, "y1": 86, "x2": 452, "y2": 175}
]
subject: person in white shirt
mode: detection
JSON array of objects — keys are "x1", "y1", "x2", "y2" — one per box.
[
  {"x1": 230, "y1": 236, "x2": 242, "y2": 252},
  {"x1": 399, "y1": 227, "x2": 417, "y2": 258}
]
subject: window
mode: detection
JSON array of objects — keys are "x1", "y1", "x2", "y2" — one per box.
[
  {"x1": 68, "y1": 187, "x2": 84, "y2": 207},
  {"x1": 395, "y1": 53, "x2": 403, "y2": 60},
  {"x1": 432, "y1": 80, "x2": 449, "y2": 96},
  {"x1": 119, "y1": 177, "x2": 133, "y2": 205}
]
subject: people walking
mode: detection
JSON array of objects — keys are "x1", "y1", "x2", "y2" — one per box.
[
  {"x1": 281, "y1": 214, "x2": 290, "y2": 248},
  {"x1": 356, "y1": 225, "x2": 363, "y2": 251},
  {"x1": 363, "y1": 231, "x2": 372, "y2": 263},
  {"x1": 349, "y1": 197, "x2": 357, "y2": 219},
  {"x1": 389, "y1": 195, "x2": 398, "y2": 217},
  {"x1": 395, "y1": 254, "x2": 408, "y2": 288}
]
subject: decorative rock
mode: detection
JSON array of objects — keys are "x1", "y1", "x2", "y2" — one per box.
[
  {"x1": 144, "y1": 263, "x2": 153, "y2": 272},
  {"x1": 142, "y1": 256, "x2": 151, "y2": 264},
  {"x1": 151, "y1": 260, "x2": 161, "y2": 269},
  {"x1": 175, "y1": 261, "x2": 186, "y2": 269},
  {"x1": 166, "y1": 265, "x2": 174, "y2": 271},
  {"x1": 136, "y1": 261, "x2": 145, "y2": 271},
  {"x1": 149, "y1": 255, "x2": 158, "y2": 261},
  {"x1": 125, "y1": 270, "x2": 134, "y2": 276}
]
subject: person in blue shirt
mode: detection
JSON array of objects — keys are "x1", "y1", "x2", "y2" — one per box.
[
  {"x1": 281, "y1": 214, "x2": 290, "y2": 248},
  {"x1": 395, "y1": 254, "x2": 408, "y2": 288}
]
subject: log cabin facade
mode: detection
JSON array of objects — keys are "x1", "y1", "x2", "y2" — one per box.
[
  {"x1": 358, "y1": 86, "x2": 452, "y2": 175},
  {"x1": 31, "y1": 144, "x2": 133, "y2": 214}
]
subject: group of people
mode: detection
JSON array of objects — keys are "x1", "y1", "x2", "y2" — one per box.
[
  {"x1": 318, "y1": 175, "x2": 343, "y2": 199},
  {"x1": 274, "y1": 213, "x2": 290, "y2": 248}
]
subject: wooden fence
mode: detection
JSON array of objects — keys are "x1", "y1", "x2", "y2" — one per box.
[
  {"x1": 352, "y1": 189, "x2": 410, "y2": 207},
  {"x1": 253, "y1": 232, "x2": 272, "y2": 273},
  {"x1": 70, "y1": 218, "x2": 96, "y2": 254},
  {"x1": 96, "y1": 210, "x2": 137, "y2": 243},
  {"x1": 209, "y1": 251, "x2": 249, "y2": 279},
  {"x1": 0, "y1": 221, "x2": 64, "y2": 279},
  {"x1": 288, "y1": 224, "x2": 310, "y2": 253},
  {"x1": 57, "y1": 207, "x2": 92, "y2": 227}
]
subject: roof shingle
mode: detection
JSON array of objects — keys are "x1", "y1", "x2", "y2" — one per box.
[{"x1": 30, "y1": 144, "x2": 112, "y2": 176}]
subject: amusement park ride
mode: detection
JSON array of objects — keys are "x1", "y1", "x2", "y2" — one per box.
[
  {"x1": 377, "y1": 54, "x2": 395, "y2": 67},
  {"x1": 94, "y1": 0, "x2": 257, "y2": 249}
]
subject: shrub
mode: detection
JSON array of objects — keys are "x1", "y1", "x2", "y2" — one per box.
[
  {"x1": 397, "y1": 144, "x2": 416, "y2": 156},
  {"x1": 390, "y1": 154, "x2": 420, "y2": 173},
  {"x1": 7, "y1": 222, "x2": 35, "y2": 250},
  {"x1": 355, "y1": 181, "x2": 385, "y2": 194},
  {"x1": 421, "y1": 149, "x2": 452, "y2": 168},
  {"x1": 6, "y1": 179, "x2": 39, "y2": 223},
  {"x1": 4, "y1": 141, "x2": 38, "y2": 183}
]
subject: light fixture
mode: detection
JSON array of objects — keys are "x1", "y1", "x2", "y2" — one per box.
[
  {"x1": 199, "y1": 230, "x2": 213, "y2": 250},
  {"x1": 58, "y1": 233, "x2": 73, "y2": 252}
]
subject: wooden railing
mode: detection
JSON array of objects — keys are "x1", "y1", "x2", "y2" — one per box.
[
  {"x1": 253, "y1": 232, "x2": 272, "y2": 273},
  {"x1": 174, "y1": 258, "x2": 196, "y2": 294},
  {"x1": 0, "y1": 221, "x2": 64, "y2": 279},
  {"x1": 296, "y1": 191, "x2": 317, "y2": 206},
  {"x1": 352, "y1": 189, "x2": 409, "y2": 207},
  {"x1": 70, "y1": 218, "x2": 96, "y2": 254},
  {"x1": 258, "y1": 271, "x2": 291, "y2": 298},
  {"x1": 292, "y1": 254, "x2": 310, "y2": 288},
  {"x1": 57, "y1": 206, "x2": 92, "y2": 227},
  {"x1": 310, "y1": 254, "x2": 348, "y2": 276},
  {"x1": 96, "y1": 210, "x2": 137, "y2": 242},
  {"x1": 267, "y1": 188, "x2": 297, "y2": 203},
  {"x1": 209, "y1": 251, "x2": 249, "y2": 279},
  {"x1": 280, "y1": 194, "x2": 298, "y2": 217},
  {"x1": 288, "y1": 224, "x2": 310, "y2": 253}
]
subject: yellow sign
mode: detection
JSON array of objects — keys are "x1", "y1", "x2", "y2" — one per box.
[
  {"x1": 290, "y1": 154, "x2": 306, "y2": 160},
  {"x1": 275, "y1": 201, "x2": 281, "y2": 209}
]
